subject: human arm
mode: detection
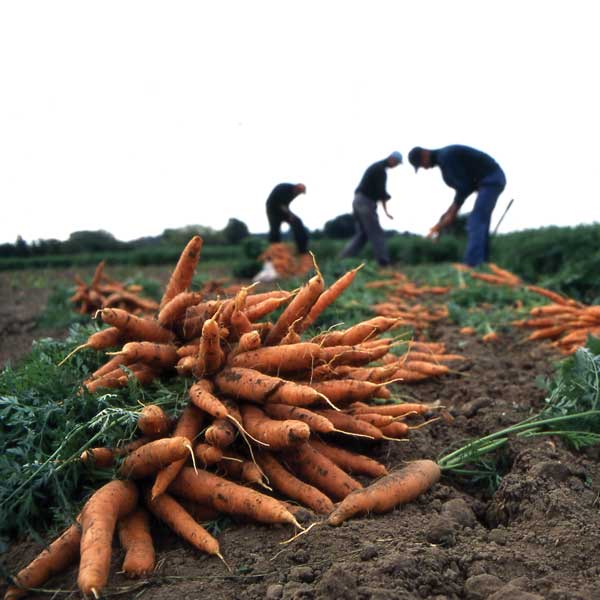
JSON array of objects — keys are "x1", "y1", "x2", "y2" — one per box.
[
  {"x1": 427, "y1": 202, "x2": 459, "y2": 239},
  {"x1": 381, "y1": 200, "x2": 393, "y2": 220}
]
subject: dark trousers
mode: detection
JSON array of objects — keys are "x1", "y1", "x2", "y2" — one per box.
[
  {"x1": 464, "y1": 168, "x2": 507, "y2": 267},
  {"x1": 267, "y1": 210, "x2": 309, "y2": 254},
  {"x1": 340, "y1": 193, "x2": 390, "y2": 266}
]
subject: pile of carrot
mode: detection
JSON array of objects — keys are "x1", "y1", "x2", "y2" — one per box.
[
  {"x1": 70, "y1": 261, "x2": 159, "y2": 316},
  {"x1": 455, "y1": 263, "x2": 597, "y2": 354},
  {"x1": 259, "y1": 242, "x2": 315, "y2": 278},
  {"x1": 7, "y1": 236, "x2": 454, "y2": 599},
  {"x1": 513, "y1": 294, "x2": 600, "y2": 354}
]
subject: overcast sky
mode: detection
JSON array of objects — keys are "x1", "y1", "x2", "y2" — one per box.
[{"x1": 1, "y1": 1, "x2": 598, "y2": 245}]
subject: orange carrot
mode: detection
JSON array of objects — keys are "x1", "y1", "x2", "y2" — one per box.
[
  {"x1": 189, "y1": 380, "x2": 228, "y2": 419},
  {"x1": 328, "y1": 459, "x2": 441, "y2": 525},
  {"x1": 262, "y1": 404, "x2": 335, "y2": 434},
  {"x1": 228, "y1": 342, "x2": 323, "y2": 373},
  {"x1": 526, "y1": 285, "x2": 571, "y2": 305},
  {"x1": 112, "y1": 342, "x2": 179, "y2": 369},
  {"x1": 319, "y1": 344, "x2": 390, "y2": 367},
  {"x1": 309, "y1": 440, "x2": 388, "y2": 478},
  {"x1": 194, "y1": 315, "x2": 225, "y2": 376},
  {"x1": 151, "y1": 404, "x2": 205, "y2": 500},
  {"x1": 227, "y1": 330, "x2": 262, "y2": 361},
  {"x1": 80, "y1": 438, "x2": 150, "y2": 469},
  {"x1": 239, "y1": 404, "x2": 310, "y2": 449},
  {"x1": 194, "y1": 443, "x2": 224, "y2": 466},
  {"x1": 308, "y1": 379, "x2": 386, "y2": 405},
  {"x1": 379, "y1": 421, "x2": 409, "y2": 438},
  {"x1": 215, "y1": 368, "x2": 323, "y2": 407},
  {"x1": 119, "y1": 437, "x2": 191, "y2": 479},
  {"x1": 170, "y1": 468, "x2": 300, "y2": 527},
  {"x1": 527, "y1": 324, "x2": 571, "y2": 341},
  {"x1": 393, "y1": 368, "x2": 430, "y2": 382},
  {"x1": 160, "y1": 236, "x2": 204, "y2": 309},
  {"x1": 315, "y1": 409, "x2": 383, "y2": 439},
  {"x1": 137, "y1": 405, "x2": 170, "y2": 438},
  {"x1": 482, "y1": 331, "x2": 499, "y2": 343},
  {"x1": 350, "y1": 402, "x2": 431, "y2": 417},
  {"x1": 5, "y1": 521, "x2": 81, "y2": 600},
  {"x1": 204, "y1": 418, "x2": 237, "y2": 449},
  {"x1": 353, "y1": 412, "x2": 396, "y2": 428},
  {"x1": 321, "y1": 316, "x2": 399, "y2": 347},
  {"x1": 58, "y1": 326, "x2": 123, "y2": 366},
  {"x1": 78, "y1": 480, "x2": 139, "y2": 597},
  {"x1": 158, "y1": 291, "x2": 204, "y2": 327},
  {"x1": 118, "y1": 508, "x2": 155, "y2": 578},
  {"x1": 265, "y1": 272, "x2": 324, "y2": 345},
  {"x1": 244, "y1": 295, "x2": 291, "y2": 322},
  {"x1": 299, "y1": 265, "x2": 363, "y2": 331},
  {"x1": 487, "y1": 263, "x2": 521, "y2": 284},
  {"x1": 284, "y1": 442, "x2": 362, "y2": 501},
  {"x1": 255, "y1": 451, "x2": 334, "y2": 515},
  {"x1": 91, "y1": 352, "x2": 131, "y2": 380},
  {"x1": 218, "y1": 450, "x2": 264, "y2": 486},
  {"x1": 145, "y1": 490, "x2": 221, "y2": 557},
  {"x1": 99, "y1": 308, "x2": 175, "y2": 344},
  {"x1": 403, "y1": 361, "x2": 450, "y2": 377}
]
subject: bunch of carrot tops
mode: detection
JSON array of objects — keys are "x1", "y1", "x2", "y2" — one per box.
[{"x1": 6, "y1": 236, "x2": 450, "y2": 600}]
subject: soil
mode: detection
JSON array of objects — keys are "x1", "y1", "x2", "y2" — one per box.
[{"x1": 2, "y1": 272, "x2": 600, "y2": 600}]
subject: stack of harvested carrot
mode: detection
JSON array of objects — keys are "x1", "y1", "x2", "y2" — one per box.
[
  {"x1": 70, "y1": 261, "x2": 159, "y2": 316},
  {"x1": 259, "y1": 242, "x2": 314, "y2": 278},
  {"x1": 456, "y1": 263, "x2": 597, "y2": 354},
  {"x1": 513, "y1": 293, "x2": 600, "y2": 354},
  {"x1": 365, "y1": 272, "x2": 450, "y2": 332},
  {"x1": 7, "y1": 236, "x2": 450, "y2": 600}
]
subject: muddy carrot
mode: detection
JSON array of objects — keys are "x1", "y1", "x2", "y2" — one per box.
[
  {"x1": 255, "y1": 451, "x2": 334, "y2": 515},
  {"x1": 118, "y1": 508, "x2": 155, "y2": 578},
  {"x1": 170, "y1": 468, "x2": 300, "y2": 527},
  {"x1": 78, "y1": 480, "x2": 139, "y2": 598},
  {"x1": 160, "y1": 236, "x2": 204, "y2": 309},
  {"x1": 239, "y1": 404, "x2": 310, "y2": 449},
  {"x1": 328, "y1": 459, "x2": 441, "y2": 526},
  {"x1": 284, "y1": 442, "x2": 362, "y2": 501},
  {"x1": 119, "y1": 437, "x2": 191, "y2": 479},
  {"x1": 99, "y1": 308, "x2": 175, "y2": 344},
  {"x1": 145, "y1": 490, "x2": 221, "y2": 557},
  {"x1": 309, "y1": 440, "x2": 388, "y2": 478},
  {"x1": 5, "y1": 521, "x2": 82, "y2": 600}
]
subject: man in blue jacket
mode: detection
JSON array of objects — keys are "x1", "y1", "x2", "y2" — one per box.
[
  {"x1": 408, "y1": 145, "x2": 506, "y2": 266},
  {"x1": 340, "y1": 151, "x2": 403, "y2": 266}
]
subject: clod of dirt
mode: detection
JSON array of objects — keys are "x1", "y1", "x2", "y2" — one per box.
[
  {"x1": 266, "y1": 584, "x2": 284, "y2": 600},
  {"x1": 464, "y1": 573, "x2": 504, "y2": 599},
  {"x1": 283, "y1": 581, "x2": 315, "y2": 599},
  {"x1": 425, "y1": 515, "x2": 457, "y2": 546},
  {"x1": 289, "y1": 565, "x2": 315, "y2": 583},
  {"x1": 360, "y1": 544, "x2": 378, "y2": 561},
  {"x1": 316, "y1": 565, "x2": 358, "y2": 600},
  {"x1": 458, "y1": 396, "x2": 492, "y2": 417},
  {"x1": 488, "y1": 584, "x2": 544, "y2": 600},
  {"x1": 440, "y1": 498, "x2": 477, "y2": 528},
  {"x1": 529, "y1": 460, "x2": 573, "y2": 482}
]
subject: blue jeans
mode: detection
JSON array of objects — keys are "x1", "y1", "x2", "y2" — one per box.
[{"x1": 464, "y1": 168, "x2": 506, "y2": 267}]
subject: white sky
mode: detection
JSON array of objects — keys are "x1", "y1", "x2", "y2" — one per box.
[{"x1": 1, "y1": 1, "x2": 598, "y2": 245}]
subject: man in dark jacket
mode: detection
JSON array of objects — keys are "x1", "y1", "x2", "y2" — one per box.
[
  {"x1": 265, "y1": 182, "x2": 308, "y2": 255},
  {"x1": 339, "y1": 151, "x2": 403, "y2": 266},
  {"x1": 408, "y1": 144, "x2": 506, "y2": 267}
]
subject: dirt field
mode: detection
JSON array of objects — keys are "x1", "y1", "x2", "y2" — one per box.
[{"x1": 2, "y1": 272, "x2": 600, "y2": 600}]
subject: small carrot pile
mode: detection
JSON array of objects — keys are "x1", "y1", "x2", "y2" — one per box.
[
  {"x1": 513, "y1": 292, "x2": 600, "y2": 354},
  {"x1": 258, "y1": 242, "x2": 314, "y2": 278},
  {"x1": 70, "y1": 260, "x2": 159, "y2": 316},
  {"x1": 12, "y1": 236, "x2": 453, "y2": 598}
]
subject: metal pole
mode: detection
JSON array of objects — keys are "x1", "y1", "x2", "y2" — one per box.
[{"x1": 492, "y1": 198, "x2": 514, "y2": 236}]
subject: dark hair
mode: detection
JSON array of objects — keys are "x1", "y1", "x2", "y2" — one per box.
[{"x1": 408, "y1": 147, "x2": 423, "y2": 169}]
